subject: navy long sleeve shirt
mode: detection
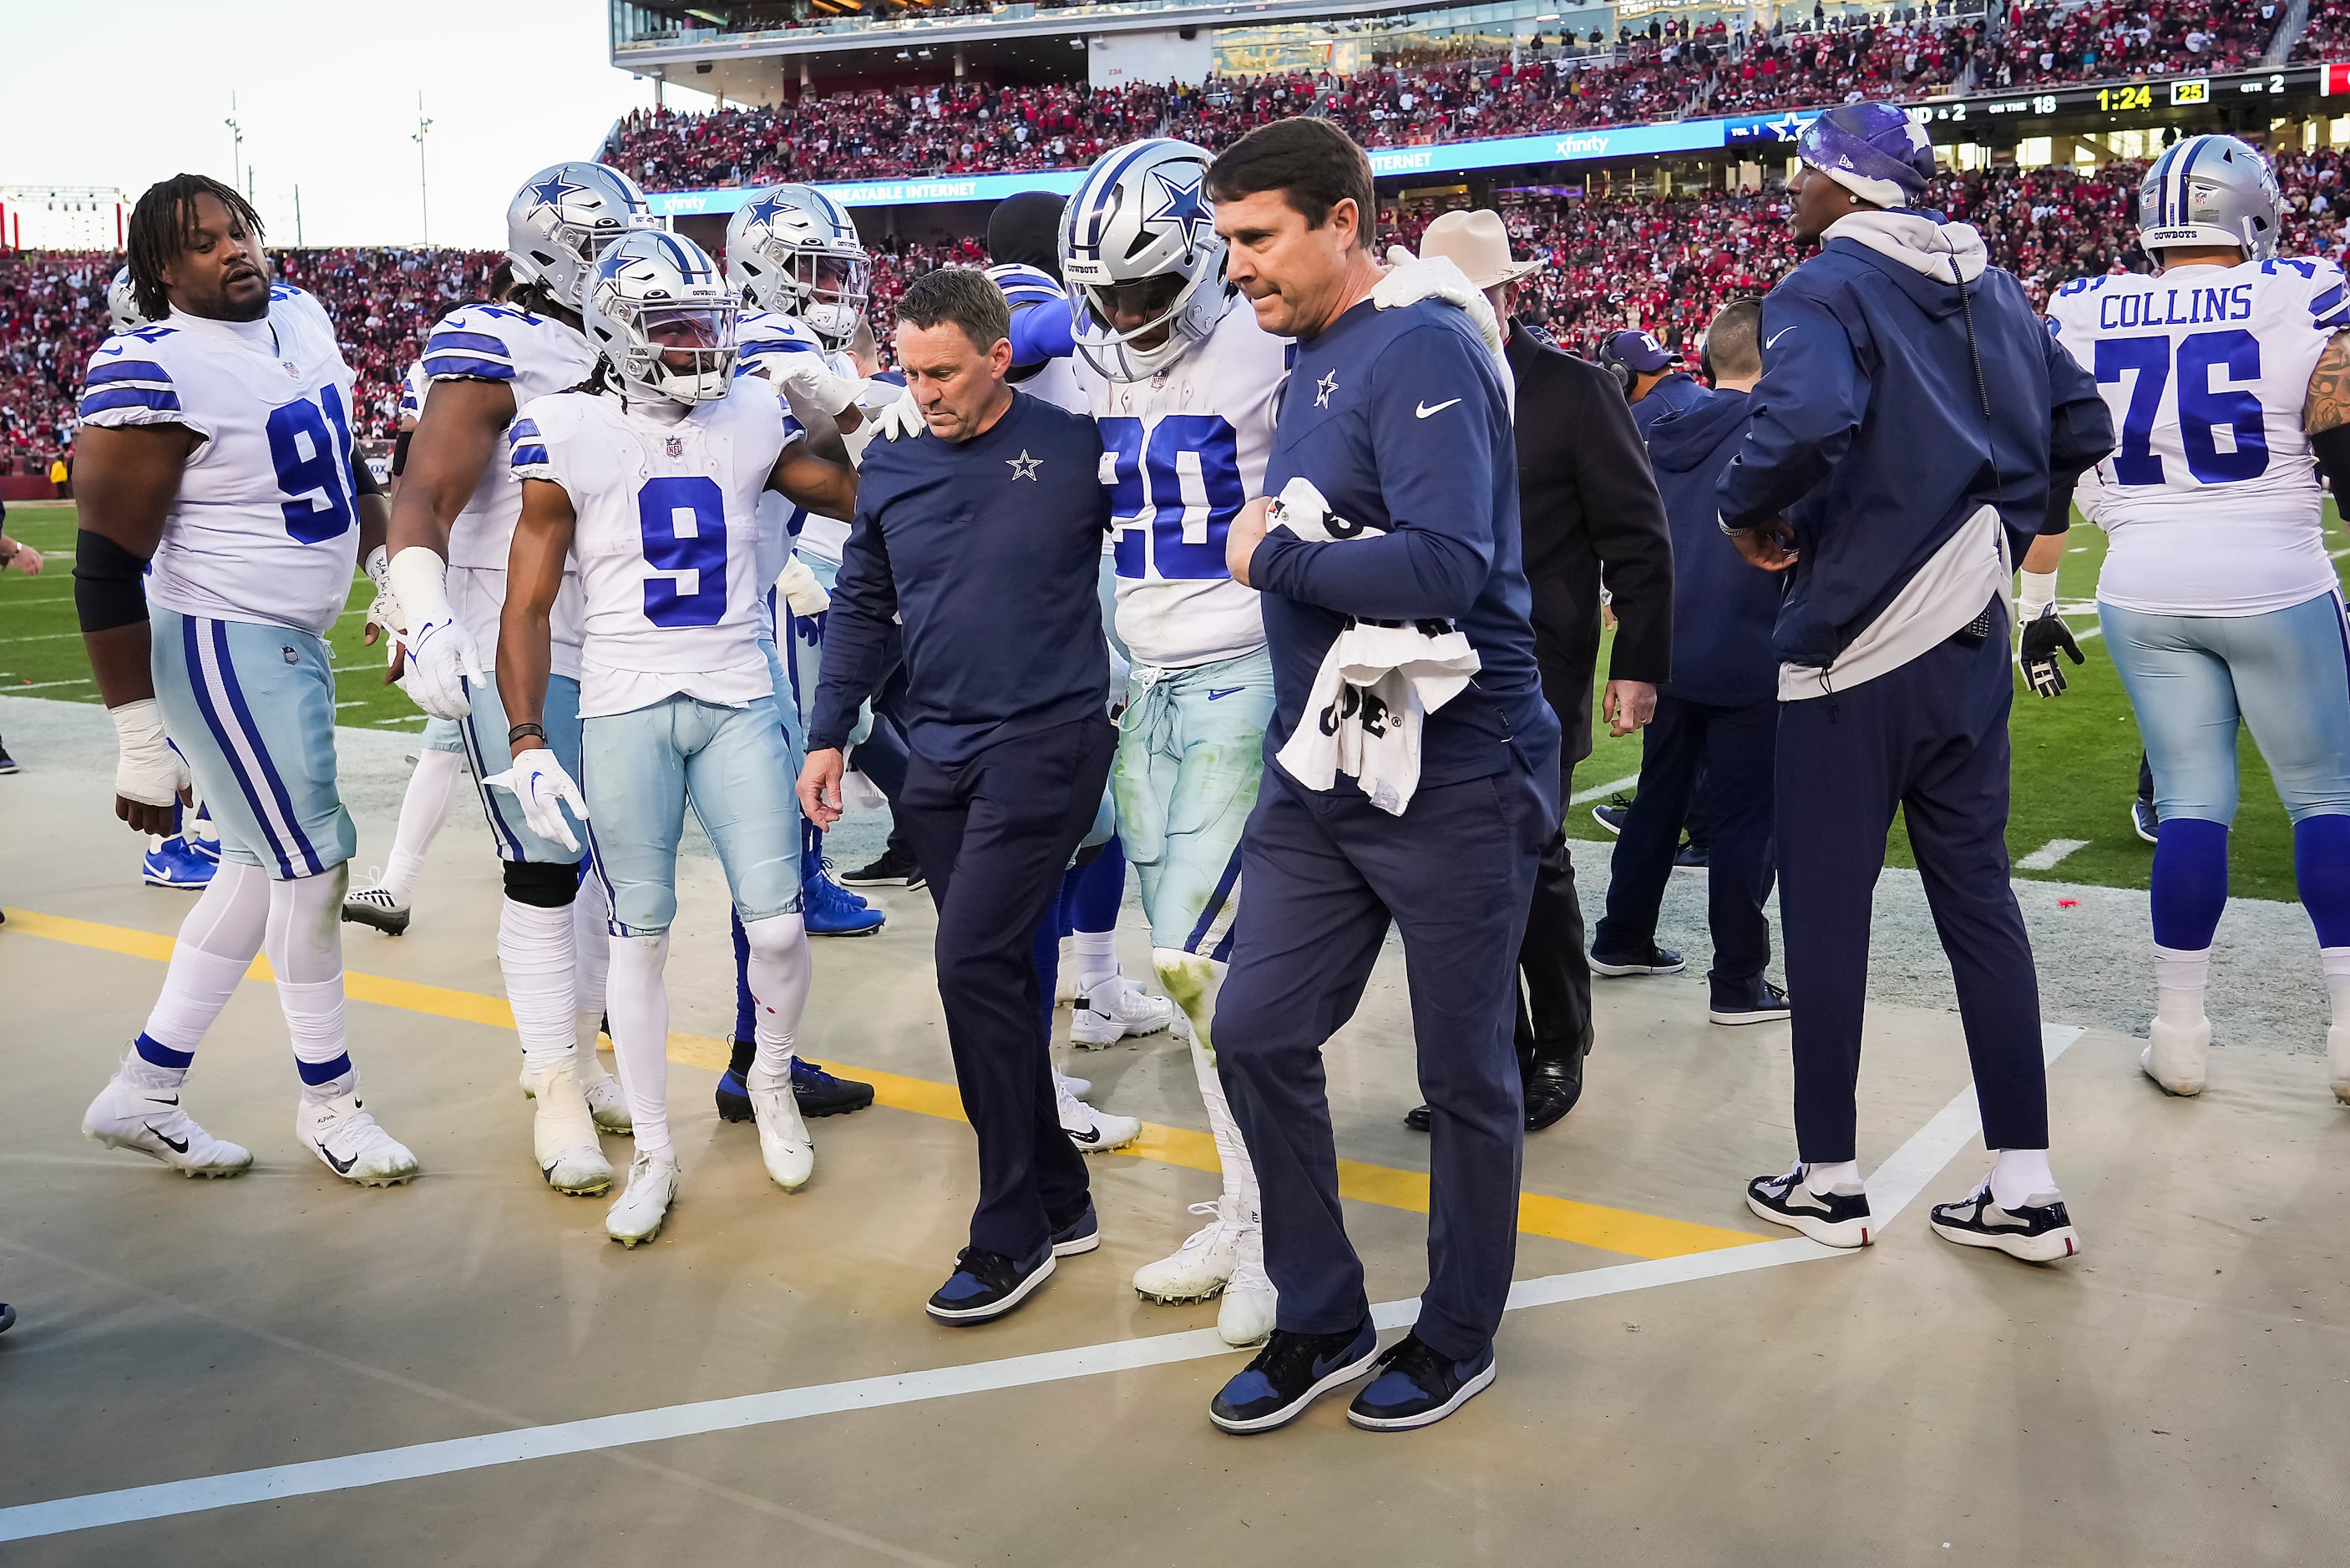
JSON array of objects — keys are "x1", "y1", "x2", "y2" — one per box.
[
  {"x1": 811, "y1": 389, "x2": 1111, "y2": 763},
  {"x1": 1642, "y1": 387, "x2": 1782, "y2": 709},
  {"x1": 1254, "y1": 297, "x2": 1559, "y2": 789}
]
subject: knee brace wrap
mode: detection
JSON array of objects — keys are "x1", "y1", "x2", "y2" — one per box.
[{"x1": 504, "y1": 857, "x2": 579, "y2": 909}]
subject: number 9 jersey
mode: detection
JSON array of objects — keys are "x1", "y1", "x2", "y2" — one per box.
[
  {"x1": 78, "y1": 286, "x2": 361, "y2": 635},
  {"x1": 2048, "y1": 256, "x2": 2350, "y2": 615}
]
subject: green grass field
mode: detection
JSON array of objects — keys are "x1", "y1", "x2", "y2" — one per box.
[{"x1": 3, "y1": 499, "x2": 2346, "y2": 899}]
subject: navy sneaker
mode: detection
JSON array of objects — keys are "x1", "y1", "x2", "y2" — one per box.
[
  {"x1": 1049, "y1": 1201, "x2": 1100, "y2": 1257},
  {"x1": 0, "y1": 736, "x2": 17, "y2": 774},
  {"x1": 793, "y1": 1056, "x2": 875, "y2": 1116},
  {"x1": 804, "y1": 870, "x2": 885, "y2": 938},
  {"x1": 926, "y1": 1245, "x2": 1056, "y2": 1324},
  {"x1": 1708, "y1": 977, "x2": 1790, "y2": 1027},
  {"x1": 1929, "y1": 1180, "x2": 2081, "y2": 1263},
  {"x1": 1588, "y1": 938, "x2": 1684, "y2": 977},
  {"x1": 141, "y1": 837, "x2": 216, "y2": 889},
  {"x1": 1745, "y1": 1161, "x2": 1872, "y2": 1248},
  {"x1": 1208, "y1": 1320, "x2": 1379, "y2": 1434},
  {"x1": 1346, "y1": 1333, "x2": 1497, "y2": 1431},
  {"x1": 0, "y1": 1300, "x2": 13, "y2": 1334},
  {"x1": 2131, "y1": 797, "x2": 2160, "y2": 844},
  {"x1": 841, "y1": 842, "x2": 922, "y2": 888},
  {"x1": 1590, "y1": 797, "x2": 1629, "y2": 835},
  {"x1": 1674, "y1": 839, "x2": 1709, "y2": 868}
]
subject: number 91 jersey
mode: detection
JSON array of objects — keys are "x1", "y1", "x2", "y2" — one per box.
[
  {"x1": 2048, "y1": 256, "x2": 2350, "y2": 615},
  {"x1": 1071, "y1": 296, "x2": 1284, "y2": 669},
  {"x1": 509, "y1": 387, "x2": 800, "y2": 720},
  {"x1": 79, "y1": 286, "x2": 361, "y2": 635}
]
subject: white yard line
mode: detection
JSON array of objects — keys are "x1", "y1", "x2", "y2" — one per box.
[
  {"x1": 2015, "y1": 838, "x2": 2090, "y2": 872},
  {"x1": 0, "y1": 1026, "x2": 2081, "y2": 1545},
  {"x1": 1568, "y1": 772, "x2": 1641, "y2": 806}
]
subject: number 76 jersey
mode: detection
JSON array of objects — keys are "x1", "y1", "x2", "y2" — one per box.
[
  {"x1": 2048, "y1": 257, "x2": 2350, "y2": 614},
  {"x1": 79, "y1": 287, "x2": 362, "y2": 636}
]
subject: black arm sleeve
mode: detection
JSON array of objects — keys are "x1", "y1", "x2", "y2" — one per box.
[
  {"x1": 391, "y1": 429, "x2": 413, "y2": 477},
  {"x1": 2312, "y1": 425, "x2": 2350, "y2": 499},
  {"x1": 73, "y1": 529, "x2": 151, "y2": 633},
  {"x1": 2041, "y1": 468, "x2": 2086, "y2": 536}
]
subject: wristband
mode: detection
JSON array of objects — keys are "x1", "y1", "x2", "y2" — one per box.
[
  {"x1": 387, "y1": 545, "x2": 455, "y2": 625},
  {"x1": 2018, "y1": 568, "x2": 2059, "y2": 621},
  {"x1": 508, "y1": 723, "x2": 546, "y2": 747}
]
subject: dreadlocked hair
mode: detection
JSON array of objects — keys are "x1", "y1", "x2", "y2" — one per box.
[{"x1": 126, "y1": 174, "x2": 265, "y2": 322}]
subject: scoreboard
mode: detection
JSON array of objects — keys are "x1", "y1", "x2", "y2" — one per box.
[{"x1": 1905, "y1": 62, "x2": 2327, "y2": 134}]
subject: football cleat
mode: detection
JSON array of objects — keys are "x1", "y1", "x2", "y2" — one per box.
[
  {"x1": 296, "y1": 1092, "x2": 420, "y2": 1187},
  {"x1": 341, "y1": 875, "x2": 411, "y2": 935},
  {"x1": 574, "y1": 1045, "x2": 633, "y2": 1132},
  {"x1": 1745, "y1": 1161, "x2": 1871, "y2": 1248},
  {"x1": 747, "y1": 1060, "x2": 816, "y2": 1191},
  {"x1": 83, "y1": 1060, "x2": 253, "y2": 1177},
  {"x1": 140, "y1": 837, "x2": 216, "y2": 889},
  {"x1": 1070, "y1": 974, "x2": 1176, "y2": 1048},
  {"x1": 1132, "y1": 1197, "x2": 1244, "y2": 1304},
  {"x1": 1218, "y1": 1228, "x2": 1278, "y2": 1348},
  {"x1": 2329, "y1": 1023, "x2": 2350, "y2": 1105},
  {"x1": 606, "y1": 1151, "x2": 680, "y2": 1247},
  {"x1": 1055, "y1": 1066, "x2": 1091, "y2": 1100},
  {"x1": 1056, "y1": 1073, "x2": 1141, "y2": 1153},
  {"x1": 519, "y1": 1060, "x2": 614, "y2": 1196},
  {"x1": 1928, "y1": 1181, "x2": 2081, "y2": 1262},
  {"x1": 2141, "y1": 1015, "x2": 2211, "y2": 1096},
  {"x1": 803, "y1": 870, "x2": 884, "y2": 937}
]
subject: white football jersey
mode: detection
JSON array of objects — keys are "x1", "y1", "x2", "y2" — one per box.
[
  {"x1": 420, "y1": 303, "x2": 595, "y2": 570},
  {"x1": 509, "y1": 386, "x2": 801, "y2": 720},
  {"x1": 1071, "y1": 296, "x2": 1283, "y2": 668},
  {"x1": 78, "y1": 286, "x2": 360, "y2": 636},
  {"x1": 396, "y1": 359, "x2": 429, "y2": 429},
  {"x1": 737, "y1": 307, "x2": 864, "y2": 566},
  {"x1": 2048, "y1": 257, "x2": 2350, "y2": 615}
]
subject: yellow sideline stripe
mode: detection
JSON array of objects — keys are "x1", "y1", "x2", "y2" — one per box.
[{"x1": 3, "y1": 906, "x2": 1766, "y2": 1260}]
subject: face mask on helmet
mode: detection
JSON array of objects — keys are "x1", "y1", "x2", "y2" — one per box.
[
  {"x1": 785, "y1": 250, "x2": 871, "y2": 348},
  {"x1": 585, "y1": 233, "x2": 740, "y2": 408},
  {"x1": 1061, "y1": 139, "x2": 1228, "y2": 382}
]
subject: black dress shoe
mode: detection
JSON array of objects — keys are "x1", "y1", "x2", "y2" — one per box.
[
  {"x1": 1523, "y1": 1035, "x2": 1589, "y2": 1131},
  {"x1": 1403, "y1": 1103, "x2": 1431, "y2": 1131}
]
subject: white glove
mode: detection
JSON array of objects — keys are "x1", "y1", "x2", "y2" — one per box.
[
  {"x1": 387, "y1": 546, "x2": 484, "y2": 721},
  {"x1": 771, "y1": 354, "x2": 863, "y2": 418},
  {"x1": 482, "y1": 746, "x2": 589, "y2": 854},
  {"x1": 843, "y1": 385, "x2": 925, "y2": 466},
  {"x1": 110, "y1": 698, "x2": 188, "y2": 808},
  {"x1": 777, "y1": 554, "x2": 831, "y2": 616},
  {"x1": 1373, "y1": 254, "x2": 1503, "y2": 355}
]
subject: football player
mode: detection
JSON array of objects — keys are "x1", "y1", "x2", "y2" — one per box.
[
  {"x1": 2047, "y1": 134, "x2": 2350, "y2": 1104},
  {"x1": 74, "y1": 175, "x2": 417, "y2": 1186},
  {"x1": 495, "y1": 230, "x2": 860, "y2": 1247},
  {"x1": 382, "y1": 164, "x2": 644, "y2": 1196}
]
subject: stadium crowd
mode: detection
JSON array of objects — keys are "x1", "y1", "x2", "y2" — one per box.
[{"x1": 1978, "y1": 0, "x2": 2282, "y2": 87}]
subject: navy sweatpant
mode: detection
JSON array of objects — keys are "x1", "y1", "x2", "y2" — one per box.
[
  {"x1": 1216, "y1": 745, "x2": 1557, "y2": 1361},
  {"x1": 1776, "y1": 615, "x2": 2048, "y2": 1164},
  {"x1": 1593, "y1": 694, "x2": 1778, "y2": 994},
  {"x1": 893, "y1": 716, "x2": 1117, "y2": 1261}
]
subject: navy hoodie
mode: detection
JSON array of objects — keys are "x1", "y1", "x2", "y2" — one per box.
[
  {"x1": 1644, "y1": 387, "x2": 1782, "y2": 709},
  {"x1": 1715, "y1": 214, "x2": 2113, "y2": 671}
]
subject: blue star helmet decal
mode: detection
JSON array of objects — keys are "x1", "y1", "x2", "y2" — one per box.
[
  {"x1": 1146, "y1": 168, "x2": 1216, "y2": 255},
  {"x1": 528, "y1": 169, "x2": 591, "y2": 213},
  {"x1": 744, "y1": 191, "x2": 796, "y2": 230}
]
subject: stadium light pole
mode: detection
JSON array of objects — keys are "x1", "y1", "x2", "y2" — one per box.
[
  {"x1": 225, "y1": 94, "x2": 243, "y2": 190},
  {"x1": 413, "y1": 94, "x2": 434, "y2": 246}
]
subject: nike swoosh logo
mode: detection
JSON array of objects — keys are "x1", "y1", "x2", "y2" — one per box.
[
  {"x1": 144, "y1": 1095, "x2": 181, "y2": 1107},
  {"x1": 146, "y1": 1124, "x2": 190, "y2": 1154},
  {"x1": 1206, "y1": 687, "x2": 1243, "y2": 701},
  {"x1": 1067, "y1": 1126, "x2": 1103, "y2": 1146},
  {"x1": 317, "y1": 1141, "x2": 359, "y2": 1175},
  {"x1": 1766, "y1": 327, "x2": 1796, "y2": 348},
  {"x1": 1415, "y1": 398, "x2": 1461, "y2": 418}
]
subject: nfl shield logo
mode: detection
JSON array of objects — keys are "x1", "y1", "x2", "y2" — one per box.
[
  {"x1": 282, "y1": 361, "x2": 298, "y2": 378},
  {"x1": 665, "y1": 436, "x2": 684, "y2": 458}
]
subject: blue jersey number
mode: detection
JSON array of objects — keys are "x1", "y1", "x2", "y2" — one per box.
[
  {"x1": 637, "y1": 475, "x2": 729, "y2": 628},
  {"x1": 265, "y1": 384, "x2": 356, "y2": 544},
  {"x1": 2093, "y1": 330, "x2": 2269, "y2": 487},
  {"x1": 1102, "y1": 414, "x2": 1245, "y2": 582}
]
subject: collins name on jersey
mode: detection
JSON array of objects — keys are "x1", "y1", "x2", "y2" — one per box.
[
  {"x1": 79, "y1": 286, "x2": 362, "y2": 635},
  {"x1": 2049, "y1": 256, "x2": 2350, "y2": 614}
]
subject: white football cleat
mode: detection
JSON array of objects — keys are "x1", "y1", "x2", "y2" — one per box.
[
  {"x1": 83, "y1": 1060, "x2": 253, "y2": 1178},
  {"x1": 296, "y1": 1091, "x2": 420, "y2": 1187},
  {"x1": 1053, "y1": 1066, "x2": 1092, "y2": 1101},
  {"x1": 1132, "y1": 1197, "x2": 1244, "y2": 1303},
  {"x1": 519, "y1": 1060, "x2": 613, "y2": 1196},
  {"x1": 747, "y1": 1061, "x2": 815, "y2": 1191},
  {"x1": 2141, "y1": 1015, "x2": 2211, "y2": 1096},
  {"x1": 1217, "y1": 1228, "x2": 1278, "y2": 1347},
  {"x1": 340, "y1": 878, "x2": 411, "y2": 936},
  {"x1": 1057, "y1": 1073, "x2": 1141, "y2": 1153},
  {"x1": 2328, "y1": 1023, "x2": 2350, "y2": 1105},
  {"x1": 573, "y1": 1046, "x2": 634, "y2": 1133},
  {"x1": 1070, "y1": 974, "x2": 1177, "y2": 1048},
  {"x1": 606, "y1": 1151, "x2": 680, "y2": 1247}
]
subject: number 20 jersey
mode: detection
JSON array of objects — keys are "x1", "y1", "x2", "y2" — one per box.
[
  {"x1": 509, "y1": 387, "x2": 800, "y2": 719},
  {"x1": 1071, "y1": 296, "x2": 1284, "y2": 669},
  {"x1": 2048, "y1": 257, "x2": 2350, "y2": 615},
  {"x1": 79, "y1": 286, "x2": 360, "y2": 636}
]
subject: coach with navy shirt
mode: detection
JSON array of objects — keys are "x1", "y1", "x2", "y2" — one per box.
[
  {"x1": 1199, "y1": 118, "x2": 1560, "y2": 1436},
  {"x1": 801, "y1": 267, "x2": 1113, "y2": 1327}
]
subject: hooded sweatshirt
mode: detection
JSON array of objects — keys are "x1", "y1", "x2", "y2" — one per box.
[
  {"x1": 1716, "y1": 210, "x2": 2114, "y2": 677},
  {"x1": 1643, "y1": 386, "x2": 1782, "y2": 708}
]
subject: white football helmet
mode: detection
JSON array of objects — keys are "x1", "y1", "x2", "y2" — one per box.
[
  {"x1": 507, "y1": 163, "x2": 656, "y2": 311},
  {"x1": 1060, "y1": 139, "x2": 1230, "y2": 382},
  {"x1": 584, "y1": 230, "x2": 739, "y2": 407},
  {"x1": 106, "y1": 266, "x2": 150, "y2": 331},
  {"x1": 724, "y1": 184, "x2": 870, "y2": 352},
  {"x1": 2139, "y1": 134, "x2": 2283, "y2": 261}
]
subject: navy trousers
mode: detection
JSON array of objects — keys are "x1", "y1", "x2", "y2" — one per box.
[
  {"x1": 893, "y1": 715, "x2": 1117, "y2": 1260},
  {"x1": 1593, "y1": 694, "x2": 1778, "y2": 995},
  {"x1": 1776, "y1": 614, "x2": 2048, "y2": 1164},
  {"x1": 1216, "y1": 744, "x2": 1557, "y2": 1360}
]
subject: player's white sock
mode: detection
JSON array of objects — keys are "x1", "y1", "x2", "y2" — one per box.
[
  {"x1": 607, "y1": 932, "x2": 674, "y2": 1161},
  {"x1": 742, "y1": 911, "x2": 812, "y2": 1080},
  {"x1": 499, "y1": 897, "x2": 579, "y2": 1075},
  {"x1": 136, "y1": 858, "x2": 271, "y2": 1078},
  {"x1": 1989, "y1": 1148, "x2": 2058, "y2": 1209},
  {"x1": 1072, "y1": 928, "x2": 1119, "y2": 994},
  {"x1": 2154, "y1": 943, "x2": 2210, "y2": 1026},
  {"x1": 1190, "y1": 1032, "x2": 1259, "y2": 1221},
  {"x1": 1803, "y1": 1160, "x2": 1863, "y2": 1196},
  {"x1": 573, "y1": 867, "x2": 612, "y2": 1027},
  {"x1": 266, "y1": 868, "x2": 353, "y2": 1103},
  {"x1": 382, "y1": 748, "x2": 464, "y2": 903},
  {"x1": 2321, "y1": 947, "x2": 2350, "y2": 1024}
]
